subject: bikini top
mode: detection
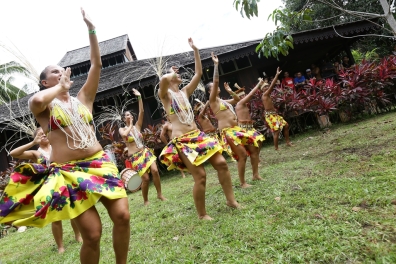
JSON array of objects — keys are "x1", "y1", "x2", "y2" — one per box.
[
  {"x1": 125, "y1": 130, "x2": 143, "y2": 143},
  {"x1": 214, "y1": 100, "x2": 230, "y2": 115},
  {"x1": 169, "y1": 102, "x2": 189, "y2": 115},
  {"x1": 48, "y1": 98, "x2": 93, "y2": 132}
]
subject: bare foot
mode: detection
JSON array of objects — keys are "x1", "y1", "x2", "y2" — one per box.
[
  {"x1": 286, "y1": 142, "x2": 294, "y2": 147},
  {"x1": 144, "y1": 201, "x2": 150, "y2": 206},
  {"x1": 241, "y1": 183, "x2": 253, "y2": 188},
  {"x1": 199, "y1": 215, "x2": 214, "y2": 220},
  {"x1": 157, "y1": 195, "x2": 167, "y2": 201},
  {"x1": 58, "y1": 247, "x2": 65, "y2": 254},
  {"x1": 75, "y1": 234, "x2": 83, "y2": 243},
  {"x1": 226, "y1": 201, "x2": 241, "y2": 209},
  {"x1": 252, "y1": 176, "x2": 263, "y2": 181}
]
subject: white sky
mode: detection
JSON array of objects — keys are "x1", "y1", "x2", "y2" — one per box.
[{"x1": 0, "y1": 0, "x2": 283, "y2": 73}]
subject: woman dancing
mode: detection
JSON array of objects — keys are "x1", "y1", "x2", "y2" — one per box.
[
  {"x1": 194, "y1": 101, "x2": 218, "y2": 139},
  {"x1": 206, "y1": 53, "x2": 264, "y2": 188},
  {"x1": 119, "y1": 88, "x2": 167, "y2": 205},
  {"x1": 160, "y1": 117, "x2": 186, "y2": 178},
  {"x1": 159, "y1": 38, "x2": 239, "y2": 220},
  {"x1": 262, "y1": 67, "x2": 293, "y2": 150},
  {"x1": 0, "y1": 9, "x2": 130, "y2": 264},
  {"x1": 9, "y1": 127, "x2": 82, "y2": 253},
  {"x1": 234, "y1": 78, "x2": 266, "y2": 180}
]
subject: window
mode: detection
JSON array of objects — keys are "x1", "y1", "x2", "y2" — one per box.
[
  {"x1": 93, "y1": 100, "x2": 103, "y2": 114},
  {"x1": 221, "y1": 60, "x2": 237, "y2": 74},
  {"x1": 147, "y1": 98, "x2": 162, "y2": 120},
  {"x1": 235, "y1": 57, "x2": 251, "y2": 69},
  {"x1": 143, "y1": 85, "x2": 155, "y2": 98},
  {"x1": 205, "y1": 65, "x2": 214, "y2": 80}
]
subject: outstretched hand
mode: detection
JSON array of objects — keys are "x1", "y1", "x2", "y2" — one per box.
[
  {"x1": 211, "y1": 52, "x2": 219, "y2": 65},
  {"x1": 59, "y1": 68, "x2": 73, "y2": 92},
  {"x1": 224, "y1": 82, "x2": 232, "y2": 92},
  {"x1": 132, "y1": 88, "x2": 141, "y2": 96},
  {"x1": 81, "y1": 7, "x2": 95, "y2": 30},
  {"x1": 188, "y1": 38, "x2": 197, "y2": 50},
  {"x1": 33, "y1": 130, "x2": 44, "y2": 145},
  {"x1": 276, "y1": 67, "x2": 282, "y2": 75}
]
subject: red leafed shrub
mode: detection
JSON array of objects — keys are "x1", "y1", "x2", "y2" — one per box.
[{"x1": 244, "y1": 55, "x2": 396, "y2": 133}]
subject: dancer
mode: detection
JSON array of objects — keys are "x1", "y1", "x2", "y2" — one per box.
[
  {"x1": 206, "y1": 53, "x2": 263, "y2": 188},
  {"x1": 9, "y1": 127, "x2": 82, "y2": 253},
  {"x1": 1, "y1": 9, "x2": 130, "y2": 264},
  {"x1": 119, "y1": 88, "x2": 167, "y2": 205},
  {"x1": 193, "y1": 100, "x2": 219, "y2": 140},
  {"x1": 234, "y1": 79, "x2": 266, "y2": 179},
  {"x1": 159, "y1": 38, "x2": 239, "y2": 220},
  {"x1": 160, "y1": 117, "x2": 186, "y2": 178},
  {"x1": 262, "y1": 67, "x2": 293, "y2": 150}
]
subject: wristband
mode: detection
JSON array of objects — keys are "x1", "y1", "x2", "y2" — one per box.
[
  {"x1": 137, "y1": 96, "x2": 141, "y2": 100},
  {"x1": 231, "y1": 92, "x2": 237, "y2": 97},
  {"x1": 88, "y1": 29, "x2": 96, "y2": 34}
]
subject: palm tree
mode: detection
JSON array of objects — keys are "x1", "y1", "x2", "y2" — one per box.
[{"x1": 0, "y1": 61, "x2": 29, "y2": 102}]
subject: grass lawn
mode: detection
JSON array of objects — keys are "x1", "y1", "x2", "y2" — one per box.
[{"x1": 1, "y1": 112, "x2": 395, "y2": 263}]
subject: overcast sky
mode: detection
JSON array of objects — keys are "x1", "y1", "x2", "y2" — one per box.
[{"x1": 0, "y1": 0, "x2": 283, "y2": 73}]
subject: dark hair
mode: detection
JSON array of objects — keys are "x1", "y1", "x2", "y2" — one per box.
[
  {"x1": 38, "y1": 66, "x2": 51, "y2": 91},
  {"x1": 205, "y1": 82, "x2": 213, "y2": 100}
]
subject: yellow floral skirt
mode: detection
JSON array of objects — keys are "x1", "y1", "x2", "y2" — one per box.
[
  {"x1": 0, "y1": 151, "x2": 126, "y2": 227},
  {"x1": 265, "y1": 113, "x2": 287, "y2": 132},
  {"x1": 221, "y1": 126, "x2": 265, "y2": 160},
  {"x1": 126, "y1": 147, "x2": 156, "y2": 177},
  {"x1": 159, "y1": 129, "x2": 223, "y2": 171}
]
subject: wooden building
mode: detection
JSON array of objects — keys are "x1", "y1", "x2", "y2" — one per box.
[{"x1": 0, "y1": 19, "x2": 379, "y2": 170}]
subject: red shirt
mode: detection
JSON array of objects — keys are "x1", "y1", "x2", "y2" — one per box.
[{"x1": 282, "y1": 77, "x2": 295, "y2": 88}]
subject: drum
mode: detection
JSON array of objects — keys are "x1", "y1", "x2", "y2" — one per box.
[{"x1": 120, "y1": 168, "x2": 142, "y2": 192}]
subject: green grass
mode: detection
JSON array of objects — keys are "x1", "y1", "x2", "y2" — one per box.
[{"x1": 1, "y1": 112, "x2": 396, "y2": 263}]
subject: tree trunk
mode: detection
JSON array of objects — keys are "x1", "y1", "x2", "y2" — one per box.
[{"x1": 379, "y1": 0, "x2": 396, "y2": 36}]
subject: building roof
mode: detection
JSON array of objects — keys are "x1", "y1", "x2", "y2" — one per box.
[{"x1": 58, "y1": 34, "x2": 134, "y2": 67}]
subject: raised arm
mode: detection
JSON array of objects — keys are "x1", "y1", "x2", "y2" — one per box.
[
  {"x1": 118, "y1": 121, "x2": 133, "y2": 138},
  {"x1": 223, "y1": 82, "x2": 240, "y2": 105},
  {"x1": 159, "y1": 66, "x2": 179, "y2": 100},
  {"x1": 238, "y1": 79, "x2": 264, "y2": 105},
  {"x1": 209, "y1": 53, "x2": 219, "y2": 104},
  {"x1": 133, "y1": 88, "x2": 144, "y2": 130},
  {"x1": 198, "y1": 101, "x2": 209, "y2": 119},
  {"x1": 29, "y1": 68, "x2": 73, "y2": 116},
  {"x1": 160, "y1": 124, "x2": 169, "y2": 144},
  {"x1": 264, "y1": 67, "x2": 282, "y2": 96},
  {"x1": 77, "y1": 8, "x2": 102, "y2": 107},
  {"x1": 182, "y1": 38, "x2": 203, "y2": 97},
  {"x1": 10, "y1": 132, "x2": 42, "y2": 161}
]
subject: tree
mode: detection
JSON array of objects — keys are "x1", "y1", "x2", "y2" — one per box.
[
  {"x1": 0, "y1": 61, "x2": 29, "y2": 102},
  {"x1": 235, "y1": 0, "x2": 396, "y2": 59},
  {"x1": 233, "y1": 0, "x2": 260, "y2": 19}
]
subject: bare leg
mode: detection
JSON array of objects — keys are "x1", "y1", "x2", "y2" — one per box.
[
  {"x1": 283, "y1": 123, "x2": 293, "y2": 147},
  {"x1": 150, "y1": 162, "x2": 167, "y2": 201},
  {"x1": 71, "y1": 219, "x2": 82, "y2": 242},
  {"x1": 73, "y1": 206, "x2": 102, "y2": 264},
  {"x1": 141, "y1": 173, "x2": 150, "y2": 205},
  {"x1": 180, "y1": 169, "x2": 186, "y2": 178},
  {"x1": 101, "y1": 197, "x2": 130, "y2": 264},
  {"x1": 178, "y1": 151, "x2": 212, "y2": 220},
  {"x1": 52, "y1": 221, "x2": 65, "y2": 253},
  {"x1": 246, "y1": 145, "x2": 261, "y2": 180},
  {"x1": 226, "y1": 137, "x2": 251, "y2": 188},
  {"x1": 273, "y1": 130, "x2": 280, "y2": 150},
  {"x1": 208, "y1": 152, "x2": 240, "y2": 208}
]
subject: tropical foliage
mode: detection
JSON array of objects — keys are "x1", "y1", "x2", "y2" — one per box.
[
  {"x1": 235, "y1": 0, "x2": 396, "y2": 59},
  {"x1": 0, "y1": 61, "x2": 29, "y2": 102}
]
